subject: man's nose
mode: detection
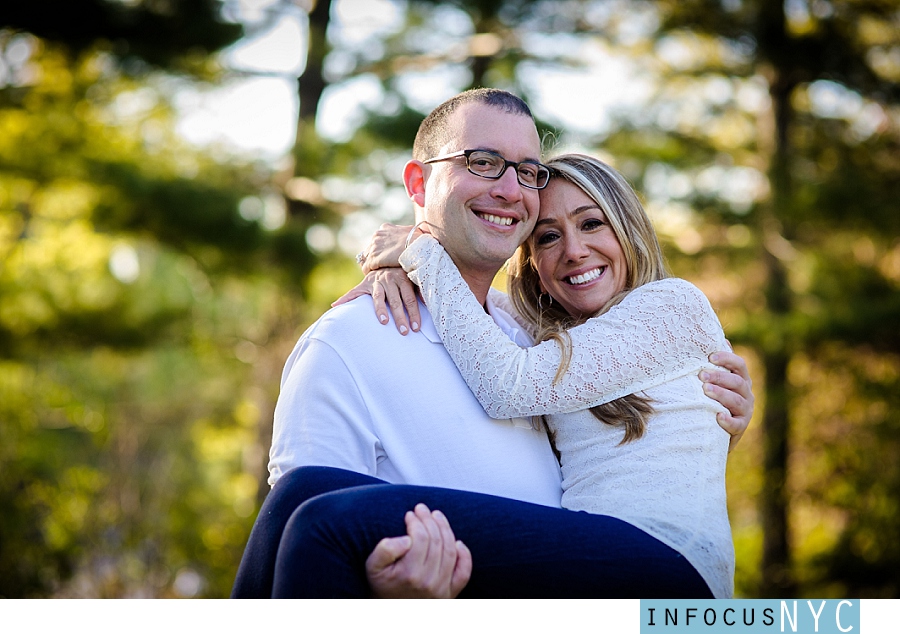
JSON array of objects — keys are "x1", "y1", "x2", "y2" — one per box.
[{"x1": 490, "y1": 166, "x2": 524, "y2": 201}]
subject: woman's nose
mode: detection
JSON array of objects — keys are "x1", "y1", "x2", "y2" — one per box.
[{"x1": 563, "y1": 234, "x2": 590, "y2": 261}]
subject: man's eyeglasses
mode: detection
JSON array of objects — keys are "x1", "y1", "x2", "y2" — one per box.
[{"x1": 423, "y1": 149, "x2": 551, "y2": 190}]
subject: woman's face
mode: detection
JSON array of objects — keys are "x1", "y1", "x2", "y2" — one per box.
[{"x1": 531, "y1": 179, "x2": 628, "y2": 319}]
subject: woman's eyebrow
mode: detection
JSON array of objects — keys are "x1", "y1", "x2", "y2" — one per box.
[
  {"x1": 534, "y1": 205, "x2": 602, "y2": 227},
  {"x1": 568, "y1": 204, "x2": 602, "y2": 217}
]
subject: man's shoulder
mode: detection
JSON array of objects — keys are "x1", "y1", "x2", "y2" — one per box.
[
  {"x1": 305, "y1": 296, "x2": 387, "y2": 336},
  {"x1": 300, "y1": 295, "x2": 435, "y2": 349},
  {"x1": 305, "y1": 295, "x2": 372, "y2": 331}
]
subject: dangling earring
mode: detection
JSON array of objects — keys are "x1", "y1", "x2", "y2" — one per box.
[{"x1": 538, "y1": 292, "x2": 553, "y2": 312}]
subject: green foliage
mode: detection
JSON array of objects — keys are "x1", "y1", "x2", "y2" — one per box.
[
  {"x1": 0, "y1": 6, "x2": 319, "y2": 596},
  {"x1": 0, "y1": 1, "x2": 243, "y2": 74}
]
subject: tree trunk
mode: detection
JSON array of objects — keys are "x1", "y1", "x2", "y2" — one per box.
[
  {"x1": 759, "y1": 58, "x2": 797, "y2": 595},
  {"x1": 296, "y1": 0, "x2": 333, "y2": 133}
]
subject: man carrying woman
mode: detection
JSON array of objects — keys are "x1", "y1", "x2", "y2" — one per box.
[{"x1": 232, "y1": 88, "x2": 754, "y2": 598}]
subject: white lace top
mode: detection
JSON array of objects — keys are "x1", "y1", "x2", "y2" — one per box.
[{"x1": 400, "y1": 236, "x2": 735, "y2": 598}]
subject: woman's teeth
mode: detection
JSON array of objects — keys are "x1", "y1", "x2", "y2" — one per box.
[{"x1": 567, "y1": 268, "x2": 603, "y2": 285}]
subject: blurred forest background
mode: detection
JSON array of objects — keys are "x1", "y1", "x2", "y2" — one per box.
[{"x1": 0, "y1": 0, "x2": 898, "y2": 598}]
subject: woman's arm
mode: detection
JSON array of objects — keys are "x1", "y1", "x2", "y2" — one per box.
[
  {"x1": 400, "y1": 236, "x2": 729, "y2": 419},
  {"x1": 333, "y1": 223, "x2": 428, "y2": 335}
]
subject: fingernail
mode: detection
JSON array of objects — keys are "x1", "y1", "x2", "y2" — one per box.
[
  {"x1": 400, "y1": 325, "x2": 408, "y2": 335},
  {"x1": 710, "y1": 353, "x2": 720, "y2": 363},
  {"x1": 379, "y1": 314, "x2": 388, "y2": 324},
  {"x1": 411, "y1": 322, "x2": 419, "y2": 331},
  {"x1": 699, "y1": 371, "x2": 710, "y2": 381},
  {"x1": 432, "y1": 510, "x2": 446, "y2": 521},
  {"x1": 703, "y1": 383, "x2": 714, "y2": 394}
]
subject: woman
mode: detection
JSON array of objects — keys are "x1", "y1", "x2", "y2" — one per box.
[{"x1": 355, "y1": 153, "x2": 735, "y2": 598}]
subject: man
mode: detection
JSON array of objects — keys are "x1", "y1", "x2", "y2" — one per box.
[{"x1": 232, "y1": 88, "x2": 754, "y2": 598}]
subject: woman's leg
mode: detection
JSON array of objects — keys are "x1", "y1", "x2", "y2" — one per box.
[
  {"x1": 273, "y1": 483, "x2": 713, "y2": 598},
  {"x1": 231, "y1": 466, "x2": 388, "y2": 598}
]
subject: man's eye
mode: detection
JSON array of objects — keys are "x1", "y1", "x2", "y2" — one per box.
[
  {"x1": 518, "y1": 165, "x2": 538, "y2": 181},
  {"x1": 470, "y1": 154, "x2": 501, "y2": 169}
]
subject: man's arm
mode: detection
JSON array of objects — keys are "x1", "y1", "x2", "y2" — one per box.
[
  {"x1": 269, "y1": 335, "x2": 381, "y2": 485},
  {"x1": 272, "y1": 331, "x2": 470, "y2": 598}
]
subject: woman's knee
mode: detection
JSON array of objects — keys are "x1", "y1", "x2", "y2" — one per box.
[{"x1": 282, "y1": 486, "x2": 409, "y2": 556}]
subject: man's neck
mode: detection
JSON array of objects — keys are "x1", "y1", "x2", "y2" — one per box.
[{"x1": 458, "y1": 268, "x2": 501, "y2": 307}]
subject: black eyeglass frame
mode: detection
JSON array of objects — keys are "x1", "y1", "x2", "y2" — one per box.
[{"x1": 422, "y1": 149, "x2": 551, "y2": 190}]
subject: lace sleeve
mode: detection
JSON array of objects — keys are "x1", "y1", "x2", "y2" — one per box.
[{"x1": 400, "y1": 236, "x2": 727, "y2": 419}]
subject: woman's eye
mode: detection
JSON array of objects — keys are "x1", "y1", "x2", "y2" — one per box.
[
  {"x1": 582, "y1": 218, "x2": 604, "y2": 231},
  {"x1": 535, "y1": 232, "x2": 559, "y2": 246}
]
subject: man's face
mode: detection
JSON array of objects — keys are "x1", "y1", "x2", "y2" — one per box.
[{"x1": 420, "y1": 103, "x2": 542, "y2": 280}]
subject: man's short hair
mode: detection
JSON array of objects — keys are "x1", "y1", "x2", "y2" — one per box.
[{"x1": 412, "y1": 88, "x2": 534, "y2": 161}]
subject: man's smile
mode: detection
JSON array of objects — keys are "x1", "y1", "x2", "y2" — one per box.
[{"x1": 475, "y1": 212, "x2": 516, "y2": 227}]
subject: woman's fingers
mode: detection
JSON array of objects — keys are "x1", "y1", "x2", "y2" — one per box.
[
  {"x1": 331, "y1": 269, "x2": 421, "y2": 334},
  {"x1": 375, "y1": 269, "x2": 420, "y2": 334}
]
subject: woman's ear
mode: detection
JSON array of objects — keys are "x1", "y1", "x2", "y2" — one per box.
[{"x1": 403, "y1": 160, "x2": 427, "y2": 208}]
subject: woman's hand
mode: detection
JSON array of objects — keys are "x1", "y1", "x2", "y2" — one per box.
[
  {"x1": 701, "y1": 351, "x2": 755, "y2": 452},
  {"x1": 332, "y1": 268, "x2": 422, "y2": 335},
  {"x1": 358, "y1": 223, "x2": 428, "y2": 274}
]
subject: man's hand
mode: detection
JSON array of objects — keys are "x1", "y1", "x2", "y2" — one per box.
[
  {"x1": 365, "y1": 503, "x2": 472, "y2": 598},
  {"x1": 701, "y1": 351, "x2": 755, "y2": 452},
  {"x1": 331, "y1": 268, "x2": 421, "y2": 335}
]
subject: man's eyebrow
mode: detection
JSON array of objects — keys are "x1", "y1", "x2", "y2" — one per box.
[{"x1": 475, "y1": 147, "x2": 543, "y2": 163}]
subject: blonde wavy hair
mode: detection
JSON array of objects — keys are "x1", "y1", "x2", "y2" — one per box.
[{"x1": 508, "y1": 154, "x2": 670, "y2": 444}]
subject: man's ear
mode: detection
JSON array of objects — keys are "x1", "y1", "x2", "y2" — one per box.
[{"x1": 403, "y1": 160, "x2": 427, "y2": 208}]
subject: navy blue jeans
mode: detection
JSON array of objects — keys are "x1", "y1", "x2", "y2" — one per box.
[{"x1": 232, "y1": 466, "x2": 712, "y2": 599}]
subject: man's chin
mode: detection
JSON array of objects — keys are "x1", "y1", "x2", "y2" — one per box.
[{"x1": 479, "y1": 241, "x2": 522, "y2": 267}]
